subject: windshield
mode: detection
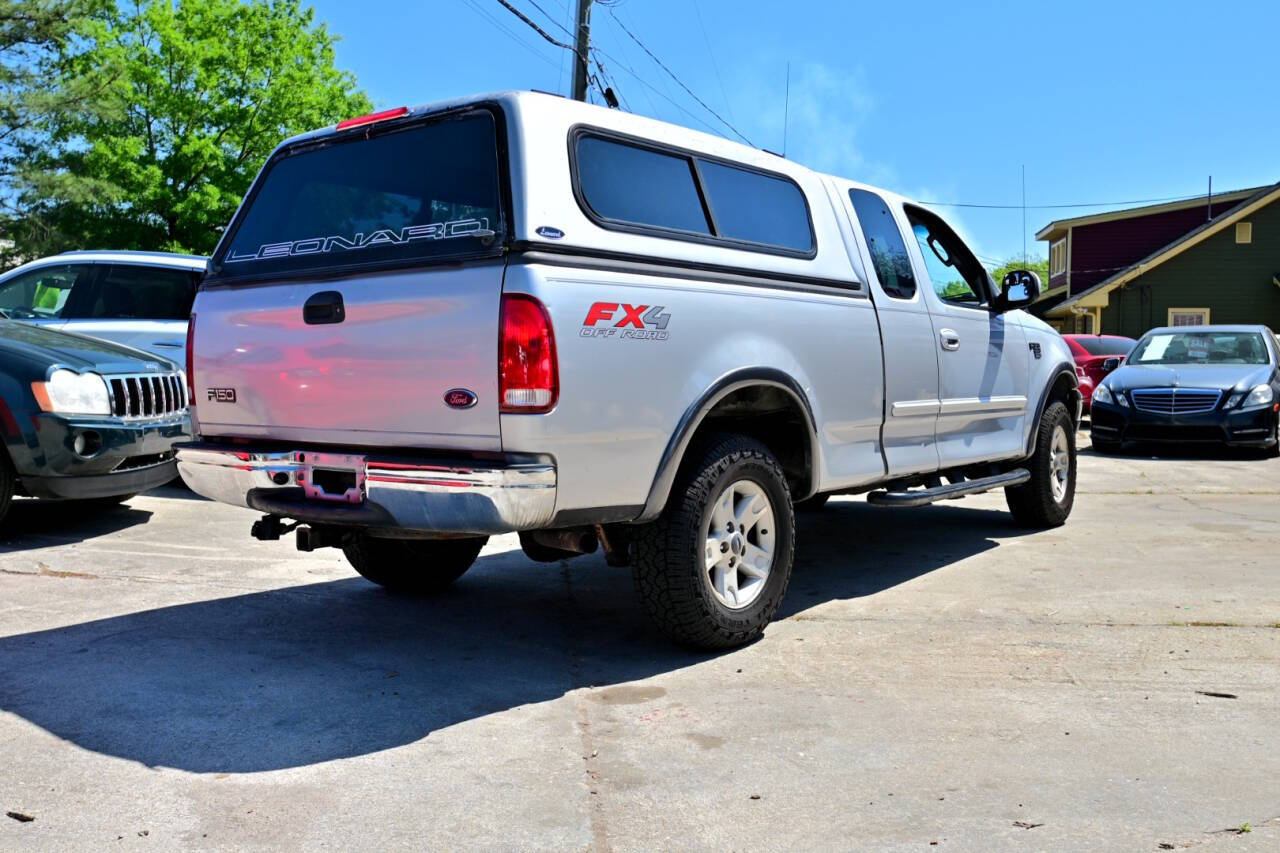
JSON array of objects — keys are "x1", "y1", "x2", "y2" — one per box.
[
  {"x1": 1075, "y1": 337, "x2": 1134, "y2": 356},
  {"x1": 1129, "y1": 331, "x2": 1270, "y2": 365},
  {"x1": 215, "y1": 109, "x2": 503, "y2": 279}
]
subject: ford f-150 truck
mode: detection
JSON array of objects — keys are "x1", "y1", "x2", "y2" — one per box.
[{"x1": 177, "y1": 92, "x2": 1079, "y2": 649}]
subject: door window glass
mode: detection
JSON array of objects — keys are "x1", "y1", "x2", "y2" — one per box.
[
  {"x1": 0, "y1": 264, "x2": 91, "y2": 319},
  {"x1": 848, "y1": 189, "x2": 916, "y2": 299},
  {"x1": 78, "y1": 265, "x2": 198, "y2": 320},
  {"x1": 905, "y1": 209, "x2": 988, "y2": 307}
]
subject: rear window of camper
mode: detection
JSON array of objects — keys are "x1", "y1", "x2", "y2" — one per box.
[{"x1": 215, "y1": 110, "x2": 503, "y2": 279}]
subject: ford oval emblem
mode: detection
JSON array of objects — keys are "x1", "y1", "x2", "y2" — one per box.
[
  {"x1": 444, "y1": 388, "x2": 478, "y2": 409},
  {"x1": 536, "y1": 226, "x2": 565, "y2": 239}
]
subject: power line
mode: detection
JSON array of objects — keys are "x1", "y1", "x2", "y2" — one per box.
[
  {"x1": 600, "y1": 16, "x2": 657, "y2": 114},
  {"x1": 458, "y1": 0, "x2": 562, "y2": 71},
  {"x1": 606, "y1": 8, "x2": 753, "y2": 146},
  {"x1": 691, "y1": 0, "x2": 735, "y2": 125},
  {"x1": 592, "y1": 44, "x2": 727, "y2": 137},
  {"x1": 920, "y1": 192, "x2": 1218, "y2": 211},
  {"x1": 525, "y1": 0, "x2": 574, "y2": 38},
  {"x1": 492, "y1": 0, "x2": 583, "y2": 59},
  {"x1": 490, "y1": 0, "x2": 610, "y2": 103}
]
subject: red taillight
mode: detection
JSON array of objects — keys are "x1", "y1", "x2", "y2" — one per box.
[
  {"x1": 499, "y1": 294, "x2": 558, "y2": 414},
  {"x1": 336, "y1": 106, "x2": 409, "y2": 130},
  {"x1": 185, "y1": 312, "x2": 196, "y2": 405}
]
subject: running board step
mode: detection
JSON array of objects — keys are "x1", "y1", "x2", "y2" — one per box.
[{"x1": 866, "y1": 469, "x2": 1030, "y2": 508}]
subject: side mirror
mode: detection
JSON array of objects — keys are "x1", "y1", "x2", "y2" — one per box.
[
  {"x1": 993, "y1": 269, "x2": 1041, "y2": 313},
  {"x1": 1102, "y1": 357, "x2": 1121, "y2": 373}
]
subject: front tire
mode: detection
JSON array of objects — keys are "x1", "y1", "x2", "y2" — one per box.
[
  {"x1": 632, "y1": 434, "x2": 796, "y2": 650},
  {"x1": 343, "y1": 535, "x2": 488, "y2": 594},
  {"x1": 1005, "y1": 401, "x2": 1076, "y2": 528}
]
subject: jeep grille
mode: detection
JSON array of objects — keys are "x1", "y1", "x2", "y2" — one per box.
[{"x1": 105, "y1": 372, "x2": 188, "y2": 420}]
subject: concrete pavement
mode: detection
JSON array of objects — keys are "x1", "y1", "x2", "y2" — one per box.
[{"x1": 2, "y1": 434, "x2": 1278, "y2": 851}]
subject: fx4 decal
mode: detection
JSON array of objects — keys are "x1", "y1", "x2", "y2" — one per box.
[{"x1": 581, "y1": 302, "x2": 671, "y2": 341}]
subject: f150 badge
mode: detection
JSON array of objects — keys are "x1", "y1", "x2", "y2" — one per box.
[
  {"x1": 581, "y1": 302, "x2": 671, "y2": 341},
  {"x1": 207, "y1": 388, "x2": 237, "y2": 403}
]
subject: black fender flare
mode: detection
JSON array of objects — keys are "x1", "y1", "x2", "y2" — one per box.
[
  {"x1": 1025, "y1": 362, "x2": 1080, "y2": 457},
  {"x1": 638, "y1": 367, "x2": 822, "y2": 521}
]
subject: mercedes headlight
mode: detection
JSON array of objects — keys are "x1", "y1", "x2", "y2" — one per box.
[
  {"x1": 1093, "y1": 383, "x2": 1114, "y2": 406},
  {"x1": 32, "y1": 369, "x2": 112, "y2": 416},
  {"x1": 1243, "y1": 384, "x2": 1275, "y2": 408}
]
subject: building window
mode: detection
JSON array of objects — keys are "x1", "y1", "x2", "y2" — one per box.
[
  {"x1": 1050, "y1": 239, "x2": 1067, "y2": 277},
  {"x1": 1168, "y1": 308, "x2": 1210, "y2": 327},
  {"x1": 1236, "y1": 222, "x2": 1252, "y2": 244}
]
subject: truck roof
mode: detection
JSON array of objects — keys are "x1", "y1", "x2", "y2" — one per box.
[
  {"x1": 273, "y1": 90, "x2": 912, "y2": 208},
  {"x1": 39, "y1": 250, "x2": 208, "y2": 269}
]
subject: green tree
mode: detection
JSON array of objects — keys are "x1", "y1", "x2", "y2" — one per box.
[
  {"x1": 13, "y1": 0, "x2": 371, "y2": 257},
  {"x1": 1, "y1": 1, "x2": 111, "y2": 263}
]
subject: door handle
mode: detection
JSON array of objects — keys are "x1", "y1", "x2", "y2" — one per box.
[
  {"x1": 303, "y1": 291, "x2": 346, "y2": 325},
  {"x1": 939, "y1": 328, "x2": 960, "y2": 351}
]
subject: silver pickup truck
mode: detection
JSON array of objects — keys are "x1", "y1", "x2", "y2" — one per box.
[{"x1": 177, "y1": 92, "x2": 1079, "y2": 649}]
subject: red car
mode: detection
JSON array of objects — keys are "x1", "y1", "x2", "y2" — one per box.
[{"x1": 1064, "y1": 334, "x2": 1136, "y2": 412}]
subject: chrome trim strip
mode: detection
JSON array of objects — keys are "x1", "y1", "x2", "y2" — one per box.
[
  {"x1": 176, "y1": 445, "x2": 557, "y2": 535},
  {"x1": 938, "y1": 395, "x2": 1028, "y2": 417},
  {"x1": 1129, "y1": 387, "x2": 1222, "y2": 415},
  {"x1": 890, "y1": 399, "x2": 942, "y2": 417}
]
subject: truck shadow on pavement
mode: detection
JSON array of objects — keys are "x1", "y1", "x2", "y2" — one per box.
[{"x1": 0, "y1": 500, "x2": 1032, "y2": 773}]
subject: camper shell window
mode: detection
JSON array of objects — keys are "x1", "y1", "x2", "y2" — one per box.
[{"x1": 571, "y1": 128, "x2": 816, "y2": 258}]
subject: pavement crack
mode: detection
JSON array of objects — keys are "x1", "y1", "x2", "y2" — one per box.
[
  {"x1": 1, "y1": 563, "x2": 99, "y2": 580},
  {"x1": 560, "y1": 561, "x2": 612, "y2": 853}
]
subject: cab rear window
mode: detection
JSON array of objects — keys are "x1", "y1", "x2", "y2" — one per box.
[{"x1": 214, "y1": 110, "x2": 503, "y2": 279}]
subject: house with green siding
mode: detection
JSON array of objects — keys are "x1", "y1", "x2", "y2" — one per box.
[{"x1": 1032, "y1": 182, "x2": 1280, "y2": 337}]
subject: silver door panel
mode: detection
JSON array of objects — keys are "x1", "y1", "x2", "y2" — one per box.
[
  {"x1": 831, "y1": 180, "x2": 941, "y2": 477},
  {"x1": 499, "y1": 262, "x2": 885, "y2": 513}
]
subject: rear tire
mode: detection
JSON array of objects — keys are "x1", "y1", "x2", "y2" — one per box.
[
  {"x1": 343, "y1": 535, "x2": 488, "y2": 594},
  {"x1": 1006, "y1": 401, "x2": 1076, "y2": 528},
  {"x1": 632, "y1": 434, "x2": 795, "y2": 650}
]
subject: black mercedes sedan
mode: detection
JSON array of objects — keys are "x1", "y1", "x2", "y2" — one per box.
[
  {"x1": 1090, "y1": 325, "x2": 1280, "y2": 454},
  {"x1": 0, "y1": 319, "x2": 190, "y2": 525}
]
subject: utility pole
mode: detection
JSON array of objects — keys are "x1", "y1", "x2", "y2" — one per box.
[{"x1": 571, "y1": 0, "x2": 592, "y2": 102}]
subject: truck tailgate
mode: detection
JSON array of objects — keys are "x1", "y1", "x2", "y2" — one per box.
[{"x1": 192, "y1": 262, "x2": 503, "y2": 451}]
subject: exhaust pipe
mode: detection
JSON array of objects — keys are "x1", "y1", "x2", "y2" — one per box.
[{"x1": 520, "y1": 528, "x2": 598, "y2": 562}]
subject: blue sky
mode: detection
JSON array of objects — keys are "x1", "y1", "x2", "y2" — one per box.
[{"x1": 308, "y1": 0, "x2": 1279, "y2": 265}]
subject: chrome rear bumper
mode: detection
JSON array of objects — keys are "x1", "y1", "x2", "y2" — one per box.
[{"x1": 175, "y1": 443, "x2": 556, "y2": 535}]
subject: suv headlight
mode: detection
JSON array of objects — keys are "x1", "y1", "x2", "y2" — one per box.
[
  {"x1": 1093, "y1": 383, "x2": 1114, "y2": 406},
  {"x1": 31, "y1": 369, "x2": 112, "y2": 416},
  {"x1": 1242, "y1": 384, "x2": 1274, "y2": 408}
]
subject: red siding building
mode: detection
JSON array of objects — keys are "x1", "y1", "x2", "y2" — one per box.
[{"x1": 1032, "y1": 185, "x2": 1270, "y2": 332}]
